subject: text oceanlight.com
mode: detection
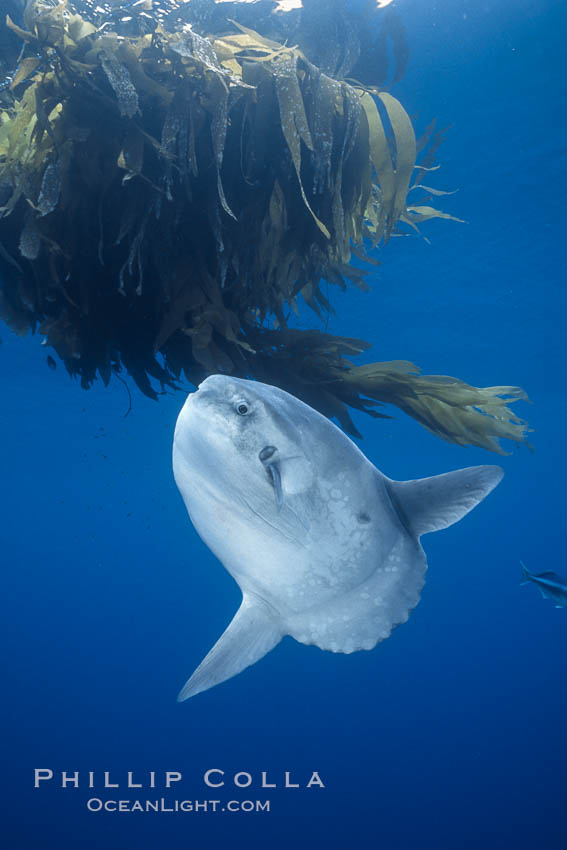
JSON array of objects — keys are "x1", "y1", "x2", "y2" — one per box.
[{"x1": 86, "y1": 798, "x2": 270, "y2": 813}]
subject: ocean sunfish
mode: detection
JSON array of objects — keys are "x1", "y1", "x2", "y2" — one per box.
[
  {"x1": 521, "y1": 562, "x2": 567, "y2": 608},
  {"x1": 173, "y1": 375, "x2": 504, "y2": 700}
]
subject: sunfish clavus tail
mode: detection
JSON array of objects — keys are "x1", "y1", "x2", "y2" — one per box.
[{"x1": 173, "y1": 375, "x2": 503, "y2": 700}]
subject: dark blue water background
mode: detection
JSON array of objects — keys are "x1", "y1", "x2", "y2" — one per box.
[{"x1": 1, "y1": 1, "x2": 566, "y2": 847}]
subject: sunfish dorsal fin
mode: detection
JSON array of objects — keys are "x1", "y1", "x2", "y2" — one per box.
[
  {"x1": 387, "y1": 465, "x2": 504, "y2": 537},
  {"x1": 177, "y1": 595, "x2": 283, "y2": 701}
]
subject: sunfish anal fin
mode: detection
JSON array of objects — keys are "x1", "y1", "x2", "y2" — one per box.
[
  {"x1": 387, "y1": 465, "x2": 504, "y2": 537},
  {"x1": 177, "y1": 594, "x2": 283, "y2": 701}
]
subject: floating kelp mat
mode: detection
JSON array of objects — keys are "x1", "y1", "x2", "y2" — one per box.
[{"x1": 0, "y1": 0, "x2": 530, "y2": 452}]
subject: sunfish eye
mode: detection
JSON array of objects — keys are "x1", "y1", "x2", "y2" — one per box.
[{"x1": 236, "y1": 401, "x2": 249, "y2": 415}]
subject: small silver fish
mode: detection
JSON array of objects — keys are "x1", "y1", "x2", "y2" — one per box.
[{"x1": 521, "y1": 561, "x2": 567, "y2": 608}]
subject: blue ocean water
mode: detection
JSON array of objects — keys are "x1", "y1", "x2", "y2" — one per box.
[{"x1": 1, "y1": 1, "x2": 565, "y2": 848}]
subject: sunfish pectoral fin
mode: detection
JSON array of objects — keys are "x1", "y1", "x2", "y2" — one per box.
[
  {"x1": 387, "y1": 465, "x2": 504, "y2": 537},
  {"x1": 177, "y1": 595, "x2": 283, "y2": 701},
  {"x1": 259, "y1": 445, "x2": 283, "y2": 510},
  {"x1": 268, "y1": 463, "x2": 283, "y2": 510}
]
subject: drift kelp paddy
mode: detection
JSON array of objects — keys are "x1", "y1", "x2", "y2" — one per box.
[{"x1": 0, "y1": 0, "x2": 530, "y2": 451}]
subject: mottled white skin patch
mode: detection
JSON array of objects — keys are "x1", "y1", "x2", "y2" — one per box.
[{"x1": 173, "y1": 374, "x2": 502, "y2": 697}]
